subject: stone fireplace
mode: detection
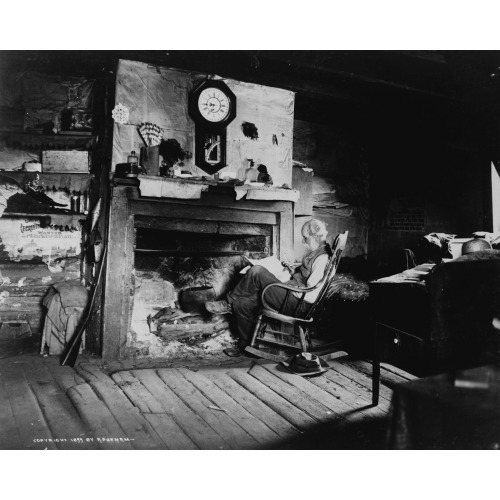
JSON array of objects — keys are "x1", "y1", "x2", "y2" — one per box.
[{"x1": 102, "y1": 179, "x2": 294, "y2": 361}]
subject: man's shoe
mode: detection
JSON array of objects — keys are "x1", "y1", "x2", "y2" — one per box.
[
  {"x1": 206, "y1": 300, "x2": 233, "y2": 314},
  {"x1": 223, "y1": 346, "x2": 244, "y2": 357}
]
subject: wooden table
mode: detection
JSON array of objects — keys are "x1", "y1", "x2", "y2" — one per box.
[{"x1": 369, "y1": 265, "x2": 436, "y2": 404}]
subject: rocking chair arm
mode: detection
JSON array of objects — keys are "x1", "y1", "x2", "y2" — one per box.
[{"x1": 261, "y1": 281, "x2": 317, "y2": 311}]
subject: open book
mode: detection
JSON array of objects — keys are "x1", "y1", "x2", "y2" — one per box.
[{"x1": 240, "y1": 255, "x2": 292, "y2": 283}]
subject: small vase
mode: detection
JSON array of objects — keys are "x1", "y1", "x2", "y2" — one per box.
[{"x1": 140, "y1": 145, "x2": 160, "y2": 176}]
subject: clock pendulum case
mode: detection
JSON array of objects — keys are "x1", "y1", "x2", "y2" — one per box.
[{"x1": 188, "y1": 79, "x2": 237, "y2": 175}]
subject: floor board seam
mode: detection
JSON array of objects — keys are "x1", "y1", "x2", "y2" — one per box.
[
  {"x1": 0, "y1": 375, "x2": 23, "y2": 448},
  {"x1": 78, "y1": 367, "x2": 167, "y2": 449},
  {"x1": 203, "y1": 369, "x2": 303, "y2": 440},
  {"x1": 227, "y1": 370, "x2": 316, "y2": 430},
  {"x1": 203, "y1": 370, "x2": 295, "y2": 438},
  {"x1": 21, "y1": 364, "x2": 58, "y2": 445},
  {"x1": 248, "y1": 365, "x2": 341, "y2": 424},
  {"x1": 170, "y1": 367, "x2": 272, "y2": 447},
  {"x1": 158, "y1": 369, "x2": 239, "y2": 442}
]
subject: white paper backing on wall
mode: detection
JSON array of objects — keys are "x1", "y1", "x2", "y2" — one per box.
[{"x1": 112, "y1": 60, "x2": 295, "y2": 186}]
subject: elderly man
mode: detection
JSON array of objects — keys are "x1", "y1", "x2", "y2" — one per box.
[{"x1": 206, "y1": 219, "x2": 331, "y2": 357}]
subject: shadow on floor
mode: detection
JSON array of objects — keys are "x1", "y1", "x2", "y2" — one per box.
[
  {"x1": 0, "y1": 334, "x2": 41, "y2": 359},
  {"x1": 276, "y1": 414, "x2": 390, "y2": 450}
]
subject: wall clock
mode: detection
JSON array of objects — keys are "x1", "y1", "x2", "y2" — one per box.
[{"x1": 188, "y1": 79, "x2": 236, "y2": 175}]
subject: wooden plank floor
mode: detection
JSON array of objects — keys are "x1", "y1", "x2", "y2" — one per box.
[{"x1": 0, "y1": 353, "x2": 414, "y2": 450}]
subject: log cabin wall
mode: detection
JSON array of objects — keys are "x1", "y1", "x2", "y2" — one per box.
[
  {"x1": 0, "y1": 70, "x2": 95, "y2": 340},
  {"x1": 0, "y1": 62, "x2": 112, "y2": 352}
]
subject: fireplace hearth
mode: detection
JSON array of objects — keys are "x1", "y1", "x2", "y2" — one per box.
[{"x1": 102, "y1": 179, "x2": 294, "y2": 361}]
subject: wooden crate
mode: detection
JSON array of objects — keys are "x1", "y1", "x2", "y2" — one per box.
[{"x1": 42, "y1": 150, "x2": 89, "y2": 173}]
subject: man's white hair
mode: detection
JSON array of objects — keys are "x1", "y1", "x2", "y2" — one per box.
[{"x1": 302, "y1": 219, "x2": 328, "y2": 241}]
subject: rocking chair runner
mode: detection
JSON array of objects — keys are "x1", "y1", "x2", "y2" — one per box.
[{"x1": 245, "y1": 231, "x2": 349, "y2": 361}]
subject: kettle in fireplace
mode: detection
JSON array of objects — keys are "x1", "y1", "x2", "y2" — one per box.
[{"x1": 179, "y1": 276, "x2": 216, "y2": 314}]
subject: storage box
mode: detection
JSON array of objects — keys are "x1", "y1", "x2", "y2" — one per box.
[
  {"x1": 0, "y1": 320, "x2": 32, "y2": 340},
  {"x1": 42, "y1": 150, "x2": 90, "y2": 173}
]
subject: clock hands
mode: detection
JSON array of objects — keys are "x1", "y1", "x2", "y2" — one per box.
[{"x1": 199, "y1": 88, "x2": 230, "y2": 122}]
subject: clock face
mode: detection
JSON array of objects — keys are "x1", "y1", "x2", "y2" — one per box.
[{"x1": 198, "y1": 87, "x2": 232, "y2": 123}]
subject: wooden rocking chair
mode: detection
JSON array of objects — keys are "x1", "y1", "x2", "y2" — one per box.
[{"x1": 245, "y1": 231, "x2": 349, "y2": 361}]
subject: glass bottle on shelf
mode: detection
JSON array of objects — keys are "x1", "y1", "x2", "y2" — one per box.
[
  {"x1": 127, "y1": 150, "x2": 139, "y2": 176},
  {"x1": 244, "y1": 159, "x2": 258, "y2": 183},
  {"x1": 127, "y1": 150, "x2": 138, "y2": 165},
  {"x1": 70, "y1": 191, "x2": 80, "y2": 213},
  {"x1": 77, "y1": 191, "x2": 85, "y2": 213},
  {"x1": 82, "y1": 191, "x2": 89, "y2": 214}
]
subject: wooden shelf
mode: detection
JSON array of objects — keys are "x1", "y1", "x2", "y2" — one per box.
[
  {"x1": 1, "y1": 212, "x2": 87, "y2": 227},
  {"x1": 1, "y1": 131, "x2": 95, "y2": 150},
  {"x1": 1, "y1": 171, "x2": 93, "y2": 191},
  {"x1": 2, "y1": 212, "x2": 86, "y2": 219},
  {"x1": 3, "y1": 171, "x2": 92, "y2": 178}
]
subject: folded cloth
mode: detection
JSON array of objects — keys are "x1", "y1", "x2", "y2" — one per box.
[
  {"x1": 53, "y1": 282, "x2": 88, "y2": 309},
  {"x1": 41, "y1": 283, "x2": 87, "y2": 355},
  {"x1": 161, "y1": 179, "x2": 206, "y2": 199},
  {"x1": 234, "y1": 185, "x2": 300, "y2": 202},
  {"x1": 376, "y1": 264, "x2": 435, "y2": 284},
  {"x1": 422, "y1": 232, "x2": 456, "y2": 260},
  {"x1": 139, "y1": 175, "x2": 208, "y2": 199},
  {"x1": 473, "y1": 231, "x2": 500, "y2": 246}
]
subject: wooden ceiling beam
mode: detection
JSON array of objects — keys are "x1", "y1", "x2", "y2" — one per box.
[
  {"x1": 246, "y1": 51, "x2": 453, "y2": 99},
  {"x1": 110, "y1": 50, "x2": 370, "y2": 106}
]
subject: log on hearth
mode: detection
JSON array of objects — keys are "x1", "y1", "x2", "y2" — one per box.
[{"x1": 155, "y1": 319, "x2": 230, "y2": 341}]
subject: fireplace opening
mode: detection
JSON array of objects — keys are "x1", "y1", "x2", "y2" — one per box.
[
  {"x1": 129, "y1": 222, "x2": 272, "y2": 355},
  {"x1": 135, "y1": 225, "x2": 271, "y2": 293}
]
